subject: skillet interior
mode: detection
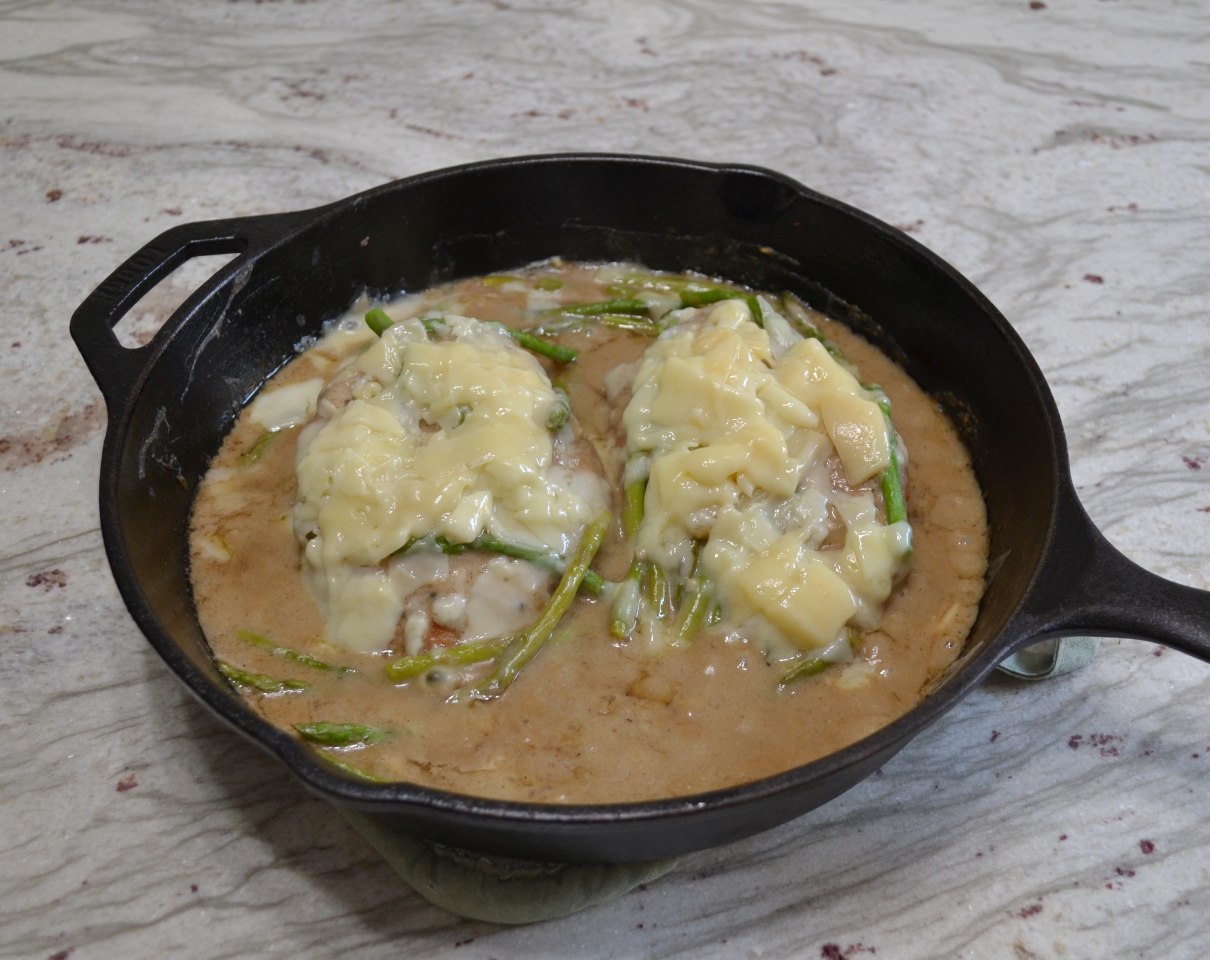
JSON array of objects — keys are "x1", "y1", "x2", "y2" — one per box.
[{"x1": 91, "y1": 155, "x2": 1063, "y2": 862}]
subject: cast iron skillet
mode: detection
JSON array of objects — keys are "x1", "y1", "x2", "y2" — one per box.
[{"x1": 71, "y1": 154, "x2": 1210, "y2": 864}]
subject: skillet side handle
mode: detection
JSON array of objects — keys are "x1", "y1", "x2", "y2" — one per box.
[
  {"x1": 1018, "y1": 484, "x2": 1210, "y2": 663},
  {"x1": 68, "y1": 212, "x2": 306, "y2": 413}
]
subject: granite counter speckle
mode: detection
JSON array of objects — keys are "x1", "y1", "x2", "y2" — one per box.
[{"x1": 3, "y1": 1, "x2": 1210, "y2": 957}]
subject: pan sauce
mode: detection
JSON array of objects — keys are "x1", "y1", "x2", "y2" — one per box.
[{"x1": 190, "y1": 262, "x2": 988, "y2": 803}]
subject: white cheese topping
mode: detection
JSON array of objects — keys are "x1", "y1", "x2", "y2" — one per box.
[
  {"x1": 247, "y1": 378, "x2": 324, "y2": 431},
  {"x1": 294, "y1": 313, "x2": 605, "y2": 653},
  {"x1": 623, "y1": 299, "x2": 909, "y2": 656}
]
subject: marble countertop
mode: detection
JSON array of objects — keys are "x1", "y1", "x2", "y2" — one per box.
[{"x1": 4, "y1": 1, "x2": 1210, "y2": 957}]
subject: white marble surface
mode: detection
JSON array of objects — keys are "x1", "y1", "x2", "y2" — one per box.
[{"x1": 3, "y1": 1, "x2": 1210, "y2": 957}]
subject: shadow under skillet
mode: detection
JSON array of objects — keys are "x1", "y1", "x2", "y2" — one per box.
[
  {"x1": 181, "y1": 658, "x2": 680, "y2": 925},
  {"x1": 176, "y1": 690, "x2": 456, "y2": 938},
  {"x1": 153, "y1": 634, "x2": 1202, "y2": 948}
]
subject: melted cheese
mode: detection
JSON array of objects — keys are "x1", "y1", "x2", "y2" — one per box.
[
  {"x1": 247, "y1": 378, "x2": 324, "y2": 431},
  {"x1": 624, "y1": 300, "x2": 908, "y2": 655},
  {"x1": 294, "y1": 314, "x2": 603, "y2": 652}
]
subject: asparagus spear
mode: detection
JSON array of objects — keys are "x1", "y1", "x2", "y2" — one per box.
[
  {"x1": 430, "y1": 533, "x2": 606, "y2": 595},
  {"x1": 874, "y1": 398, "x2": 908, "y2": 526},
  {"x1": 507, "y1": 328, "x2": 579, "y2": 364},
  {"x1": 393, "y1": 535, "x2": 426, "y2": 556},
  {"x1": 293, "y1": 722, "x2": 385, "y2": 747},
  {"x1": 367, "y1": 308, "x2": 445, "y2": 338},
  {"x1": 556, "y1": 298, "x2": 650, "y2": 317},
  {"x1": 610, "y1": 560, "x2": 644, "y2": 638},
  {"x1": 646, "y1": 563, "x2": 672, "y2": 621},
  {"x1": 623, "y1": 479, "x2": 646, "y2": 540},
  {"x1": 780, "y1": 630, "x2": 858, "y2": 688},
  {"x1": 476, "y1": 511, "x2": 611, "y2": 696},
  {"x1": 678, "y1": 289, "x2": 764, "y2": 327},
  {"x1": 482, "y1": 275, "x2": 523, "y2": 286},
  {"x1": 547, "y1": 386, "x2": 571, "y2": 430},
  {"x1": 595, "y1": 269, "x2": 690, "y2": 293},
  {"x1": 673, "y1": 575, "x2": 713, "y2": 644},
  {"x1": 679, "y1": 288, "x2": 732, "y2": 308},
  {"x1": 778, "y1": 653, "x2": 833, "y2": 688},
  {"x1": 235, "y1": 629, "x2": 354, "y2": 674},
  {"x1": 218, "y1": 661, "x2": 309, "y2": 694},
  {"x1": 385, "y1": 636, "x2": 511, "y2": 683},
  {"x1": 420, "y1": 315, "x2": 446, "y2": 337},
  {"x1": 591, "y1": 314, "x2": 659, "y2": 332},
  {"x1": 535, "y1": 277, "x2": 563, "y2": 291},
  {"x1": 778, "y1": 294, "x2": 822, "y2": 339},
  {"x1": 241, "y1": 430, "x2": 280, "y2": 465},
  {"x1": 433, "y1": 534, "x2": 468, "y2": 554},
  {"x1": 537, "y1": 313, "x2": 657, "y2": 335},
  {"x1": 471, "y1": 533, "x2": 607, "y2": 595},
  {"x1": 778, "y1": 293, "x2": 854, "y2": 361},
  {"x1": 882, "y1": 444, "x2": 907, "y2": 525},
  {"x1": 365, "y1": 307, "x2": 395, "y2": 336},
  {"x1": 312, "y1": 750, "x2": 389, "y2": 782}
]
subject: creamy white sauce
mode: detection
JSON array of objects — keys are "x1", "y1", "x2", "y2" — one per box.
[{"x1": 463, "y1": 558, "x2": 551, "y2": 642}]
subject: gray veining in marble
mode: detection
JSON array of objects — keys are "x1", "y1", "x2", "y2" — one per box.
[{"x1": 2, "y1": 1, "x2": 1209, "y2": 957}]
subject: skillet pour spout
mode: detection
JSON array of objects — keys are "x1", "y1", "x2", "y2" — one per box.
[{"x1": 70, "y1": 154, "x2": 1210, "y2": 864}]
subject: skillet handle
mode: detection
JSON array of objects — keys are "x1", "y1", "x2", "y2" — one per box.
[
  {"x1": 69, "y1": 212, "x2": 305, "y2": 412},
  {"x1": 1017, "y1": 484, "x2": 1210, "y2": 662}
]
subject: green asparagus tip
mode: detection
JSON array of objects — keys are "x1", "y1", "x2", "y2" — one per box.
[
  {"x1": 547, "y1": 387, "x2": 571, "y2": 430},
  {"x1": 294, "y1": 721, "x2": 385, "y2": 747},
  {"x1": 313, "y1": 751, "x2": 389, "y2": 782},
  {"x1": 365, "y1": 307, "x2": 395, "y2": 336}
]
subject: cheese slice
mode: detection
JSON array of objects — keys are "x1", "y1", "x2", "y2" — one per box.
[
  {"x1": 293, "y1": 314, "x2": 605, "y2": 652},
  {"x1": 821, "y1": 392, "x2": 891, "y2": 485},
  {"x1": 624, "y1": 299, "x2": 906, "y2": 654}
]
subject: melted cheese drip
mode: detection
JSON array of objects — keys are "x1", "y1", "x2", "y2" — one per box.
[
  {"x1": 292, "y1": 314, "x2": 603, "y2": 652},
  {"x1": 623, "y1": 300, "x2": 909, "y2": 655}
]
